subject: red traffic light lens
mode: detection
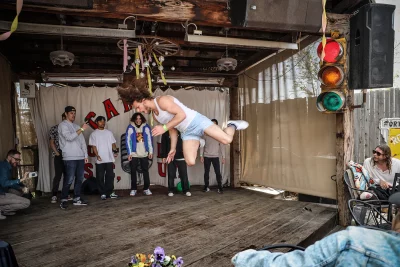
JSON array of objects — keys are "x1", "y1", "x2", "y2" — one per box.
[
  {"x1": 317, "y1": 39, "x2": 343, "y2": 63},
  {"x1": 318, "y1": 66, "x2": 344, "y2": 87}
]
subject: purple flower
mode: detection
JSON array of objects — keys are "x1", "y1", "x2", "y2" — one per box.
[
  {"x1": 152, "y1": 263, "x2": 162, "y2": 267},
  {"x1": 130, "y1": 256, "x2": 137, "y2": 264},
  {"x1": 173, "y1": 257, "x2": 184, "y2": 267},
  {"x1": 154, "y1": 247, "x2": 165, "y2": 262}
]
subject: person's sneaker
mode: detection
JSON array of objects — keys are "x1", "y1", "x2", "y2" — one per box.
[
  {"x1": 199, "y1": 138, "x2": 205, "y2": 148},
  {"x1": 73, "y1": 198, "x2": 88, "y2": 206},
  {"x1": 3, "y1": 211, "x2": 16, "y2": 216},
  {"x1": 218, "y1": 189, "x2": 224, "y2": 194},
  {"x1": 185, "y1": 192, "x2": 192, "y2": 197},
  {"x1": 130, "y1": 190, "x2": 137, "y2": 196},
  {"x1": 60, "y1": 201, "x2": 68, "y2": 210},
  {"x1": 101, "y1": 194, "x2": 107, "y2": 200},
  {"x1": 67, "y1": 195, "x2": 73, "y2": 201},
  {"x1": 144, "y1": 189, "x2": 152, "y2": 196},
  {"x1": 0, "y1": 213, "x2": 6, "y2": 220},
  {"x1": 110, "y1": 192, "x2": 119, "y2": 199},
  {"x1": 51, "y1": 196, "x2": 57, "y2": 203},
  {"x1": 227, "y1": 120, "x2": 249, "y2": 131},
  {"x1": 168, "y1": 192, "x2": 174, "y2": 197},
  {"x1": 203, "y1": 187, "x2": 210, "y2": 192}
]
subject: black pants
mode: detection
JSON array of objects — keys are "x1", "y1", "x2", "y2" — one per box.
[
  {"x1": 130, "y1": 157, "x2": 150, "y2": 190},
  {"x1": 204, "y1": 157, "x2": 222, "y2": 189},
  {"x1": 52, "y1": 155, "x2": 64, "y2": 196},
  {"x1": 96, "y1": 162, "x2": 115, "y2": 196},
  {"x1": 168, "y1": 160, "x2": 189, "y2": 193}
]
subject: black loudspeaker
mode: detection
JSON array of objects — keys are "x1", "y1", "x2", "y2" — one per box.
[
  {"x1": 349, "y1": 4, "x2": 396, "y2": 89},
  {"x1": 229, "y1": 0, "x2": 322, "y2": 33}
]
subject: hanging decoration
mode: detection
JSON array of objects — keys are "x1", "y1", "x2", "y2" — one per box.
[
  {"x1": 0, "y1": 0, "x2": 23, "y2": 41},
  {"x1": 320, "y1": 0, "x2": 328, "y2": 63},
  {"x1": 117, "y1": 35, "x2": 180, "y2": 94}
]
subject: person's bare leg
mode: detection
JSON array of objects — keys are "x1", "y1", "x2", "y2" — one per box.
[
  {"x1": 183, "y1": 140, "x2": 200, "y2": 166},
  {"x1": 204, "y1": 124, "x2": 235, "y2": 145}
]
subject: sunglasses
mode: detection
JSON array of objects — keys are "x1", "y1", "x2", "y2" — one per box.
[{"x1": 372, "y1": 150, "x2": 382, "y2": 156}]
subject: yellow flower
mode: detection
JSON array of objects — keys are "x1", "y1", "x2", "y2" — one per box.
[
  {"x1": 140, "y1": 254, "x2": 146, "y2": 262},
  {"x1": 171, "y1": 255, "x2": 176, "y2": 260},
  {"x1": 139, "y1": 263, "x2": 144, "y2": 267}
]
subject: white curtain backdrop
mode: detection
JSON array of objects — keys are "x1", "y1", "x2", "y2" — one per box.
[{"x1": 33, "y1": 85, "x2": 229, "y2": 192}]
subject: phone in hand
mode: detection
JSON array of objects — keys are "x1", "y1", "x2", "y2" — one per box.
[{"x1": 29, "y1": 172, "x2": 38, "y2": 178}]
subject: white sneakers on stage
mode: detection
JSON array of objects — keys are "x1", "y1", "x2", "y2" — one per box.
[{"x1": 227, "y1": 120, "x2": 249, "y2": 130}]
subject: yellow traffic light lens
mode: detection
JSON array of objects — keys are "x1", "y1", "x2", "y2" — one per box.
[{"x1": 319, "y1": 66, "x2": 344, "y2": 87}]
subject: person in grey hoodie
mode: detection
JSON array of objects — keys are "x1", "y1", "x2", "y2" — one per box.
[
  {"x1": 58, "y1": 106, "x2": 89, "y2": 209},
  {"x1": 200, "y1": 119, "x2": 226, "y2": 194}
]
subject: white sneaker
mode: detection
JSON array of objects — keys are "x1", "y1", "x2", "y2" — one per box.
[
  {"x1": 51, "y1": 196, "x2": 57, "y2": 203},
  {"x1": 130, "y1": 190, "x2": 137, "y2": 196},
  {"x1": 227, "y1": 120, "x2": 249, "y2": 130},
  {"x1": 185, "y1": 192, "x2": 192, "y2": 197},
  {"x1": 199, "y1": 138, "x2": 205, "y2": 148},
  {"x1": 168, "y1": 192, "x2": 174, "y2": 197},
  {"x1": 144, "y1": 189, "x2": 152, "y2": 196},
  {"x1": 101, "y1": 194, "x2": 107, "y2": 200}
]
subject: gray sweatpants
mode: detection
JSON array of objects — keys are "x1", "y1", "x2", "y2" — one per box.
[{"x1": 0, "y1": 193, "x2": 30, "y2": 213}]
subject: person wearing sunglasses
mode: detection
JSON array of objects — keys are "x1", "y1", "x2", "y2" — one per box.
[
  {"x1": 0, "y1": 149, "x2": 31, "y2": 220},
  {"x1": 362, "y1": 145, "x2": 400, "y2": 200}
]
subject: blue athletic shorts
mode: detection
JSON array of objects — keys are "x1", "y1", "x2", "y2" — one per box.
[{"x1": 181, "y1": 113, "x2": 213, "y2": 141}]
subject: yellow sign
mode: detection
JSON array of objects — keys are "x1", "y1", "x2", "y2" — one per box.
[{"x1": 388, "y1": 128, "x2": 400, "y2": 159}]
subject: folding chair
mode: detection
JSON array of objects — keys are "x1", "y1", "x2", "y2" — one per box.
[{"x1": 348, "y1": 199, "x2": 392, "y2": 230}]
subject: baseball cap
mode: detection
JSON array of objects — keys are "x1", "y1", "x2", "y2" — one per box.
[{"x1": 65, "y1": 106, "x2": 76, "y2": 113}]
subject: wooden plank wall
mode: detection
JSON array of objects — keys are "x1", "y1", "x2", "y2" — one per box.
[{"x1": 353, "y1": 88, "x2": 400, "y2": 163}]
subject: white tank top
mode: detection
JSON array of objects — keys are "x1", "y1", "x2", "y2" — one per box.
[{"x1": 153, "y1": 96, "x2": 197, "y2": 132}]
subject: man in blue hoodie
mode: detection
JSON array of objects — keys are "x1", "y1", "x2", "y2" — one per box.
[
  {"x1": 126, "y1": 113, "x2": 153, "y2": 196},
  {"x1": 0, "y1": 149, "x2": 30, "y2": 220},
  {"x1": 58, "y1": 106, "x2": 89, "y2": 209}
]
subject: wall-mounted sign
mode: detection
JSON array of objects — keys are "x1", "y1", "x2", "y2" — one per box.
[{"x1": 19, "y1": 80, "x2": 36, "y2": 98}]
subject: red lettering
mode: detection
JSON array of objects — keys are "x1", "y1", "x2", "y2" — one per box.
[
  {"x1": 84, "y1": 163, "x2": 93, "y2": 179},
  {"x1": 87, "y1": 146, "x2": 96, "y2": 157},
  {"x1": 103, "y1": 98, "x2": 120, "y2": 121},
  {"x1": 123, "y1": 101, "x2": 133, "y2": 113},
  {"x1": 84, "y1": 111, "x2": 97, "y2": 129},
  {"x1": 158, "y1": 162, "x2": 166, "y2": 177}
]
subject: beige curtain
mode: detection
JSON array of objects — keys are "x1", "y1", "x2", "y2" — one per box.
[
  {"x1": 0, "y1": 54, "x2": 14, "y2": 157},
  {"x1": 239, "y1": 39, "x2": 337, "y2": 199}
]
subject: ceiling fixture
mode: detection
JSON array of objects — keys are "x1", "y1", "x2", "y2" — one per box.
[
  {"x1": 217, "y1": 29, "x2": 237, "y2": 72},
  {"x1": 184, "y1": 22, "x2": 298, "y2": 50},
  {"x1": 49, "y1": 35, "x2": 75, "y2": 67},
  {"x1": 41, "y1": 73, "x2": 123, "y2": 84},
  {"x1": 156, "y1": 76, "x2": 225, "y2": 85}
]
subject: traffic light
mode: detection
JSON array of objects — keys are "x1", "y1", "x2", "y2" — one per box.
[{"x1": 316, "y1": 37, "x2": 348, "y2": 113}]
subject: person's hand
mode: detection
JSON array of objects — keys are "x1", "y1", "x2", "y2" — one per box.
[
  {"x1": 166, "y1": 149, "x2": 176, "y2": 163},
  {"x1": 128, "y1": 155, "x2": 133, "y2": 161},
  {"x1": 200, "y1": 156, "x2": 204, "y2": 163},
  {"x1": 20, "y1": 172, "x2": 29, "y2": 183},
  {"x1": 81, "y1": 123, "x2": 89, "y2": 131},
  {"x1": 148, "y1": 153, "x2": 153, "y2": 159},
  {"x1": 113, "y1": 153, "x2": 118, "y2": 158},
  {"x1": 162, "y1": 158, "x2": 166, "y2": 164},
  {"x1": 97, "y1": 156, "x2": 102, "y2": 162},
  {"x1": 222, "y1": 158, "x2": 225, "y2": 164},
  {"x1": 380, "y1": 179, "x2": 391, "y2": 189},
  {"x1": 55, "y1": 151, "x2": 61, "y2": 156},
  {"x1": 152, "y1": 125, "x2": 166, "y2": 136},
  {"x1": 85, "y1": 158, "x2": 89, "y2": 164}
]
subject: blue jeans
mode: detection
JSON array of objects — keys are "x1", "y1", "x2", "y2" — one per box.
[
  {"x1": 232, "y1": 226, "x2": 400, "y2": 267},
  {"x1": 61, "y1": 160, "x2": 84, "y2": 201}
]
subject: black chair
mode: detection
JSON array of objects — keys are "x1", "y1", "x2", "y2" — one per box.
[
  {"x1": 348, "y1": 199, "x2": 392, "y2": 230},
  {"x1": 0, "y1": 240, "x2": 19, "y2": 267},
  {"x1": 343, "y1": 169, "x2": 378, "y2": 200}
]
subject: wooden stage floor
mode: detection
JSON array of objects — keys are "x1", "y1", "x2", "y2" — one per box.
[{"x1": 0, "y1": 187, "x2": 337, "y2": 267}]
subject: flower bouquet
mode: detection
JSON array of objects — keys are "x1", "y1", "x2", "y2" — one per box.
[{"x1": 129, "y1": 247, "x2": 183, "y2": 267}]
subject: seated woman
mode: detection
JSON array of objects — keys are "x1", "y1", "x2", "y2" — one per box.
[{"x1": 117, "y1": 77, "x2": 248, "y2": 166}]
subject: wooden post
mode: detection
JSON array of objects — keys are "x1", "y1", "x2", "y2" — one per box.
[
  {"x1": 230, "y1": 86, "x2": 241, "y2": 188},
  {"x1": 327, "y1": 13, "x2": 354, "y2": 226}
]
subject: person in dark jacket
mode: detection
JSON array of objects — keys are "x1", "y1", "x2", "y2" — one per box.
[{"x1": 160, "y1": 130, "x2": 191, "y2": 197}]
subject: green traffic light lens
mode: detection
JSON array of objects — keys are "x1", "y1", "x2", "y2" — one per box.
[{"x1": 323, "y1": 92, "x2": 344, "y2": 111}]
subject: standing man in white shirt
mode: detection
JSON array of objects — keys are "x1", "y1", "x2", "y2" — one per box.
[
  {"x1": 200, "y1": 119, "x2": 226, "y2": 194},
  {"x1": 363, "y1": 144, "x2": 400, "y2": 200},
  {"x1": 89, "y1": 116, "x2": 119, "y2": 200}
]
